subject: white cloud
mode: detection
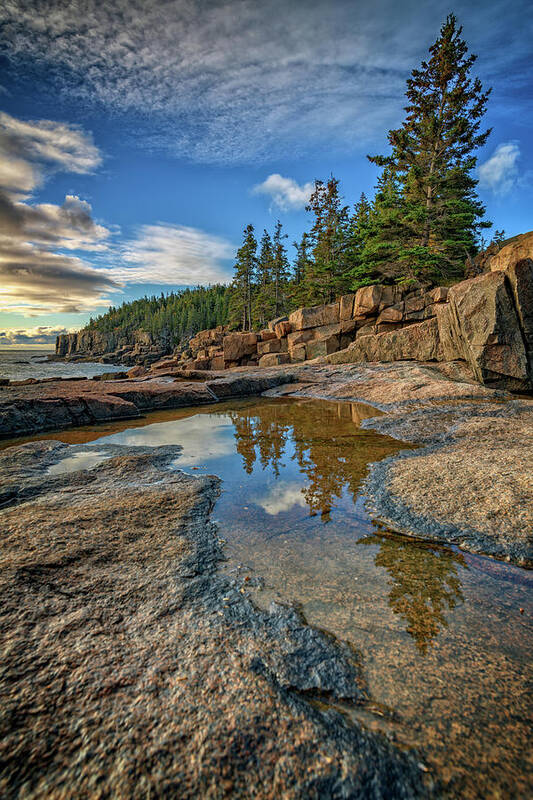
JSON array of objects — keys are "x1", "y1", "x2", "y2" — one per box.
[
  {"x1": 114, "y1": 224, "x2": 234, "y2": 285},
  {"x1": 478, "y1": 142, "x2": 521, "y2": 196},
  {"x1": 253, "y1": 174, "x2": 314, "y2": 211},
  {"x1": 256, "y1": 481, "x2": 308, "y2": 515}
]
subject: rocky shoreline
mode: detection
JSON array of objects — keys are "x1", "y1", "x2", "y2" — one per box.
[
  {"x1": 1, "y1": 357, "x2": 532, "y2": 797},
  {"x1": 0, "y1": 441, "x2": 431, "y2": 799},
  {"x1": 1, "y1": 359, "x2": 532, "y2": 568}
]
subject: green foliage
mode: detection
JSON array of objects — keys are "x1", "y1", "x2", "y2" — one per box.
[
  {"x1": 303, "y1": 176, "x2": 353, "y2": 304},
  {"x1": 368, "y1": 13, "x2": 492, "y2": 283},
  {"x1": 229, "y1": 223, "x2": 258, "y2": 331},
  {"x1": 84, "y1": 285, "x2": 232, "y2": 347}
]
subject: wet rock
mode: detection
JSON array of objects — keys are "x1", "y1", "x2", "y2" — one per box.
[{"x1": 0, "y1": 444, "x2": 429, "y2": 799}]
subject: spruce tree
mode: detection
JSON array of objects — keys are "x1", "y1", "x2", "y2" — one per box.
[
  {"x1": 305, "y1": 176, "x2": 351, "y2": 304},
  {"x1": 229, "y1": 223, "x2": 257, "y2": 331},
  {"x1": 289, "y1": 231, "x2": 312, "y2": 308},
  {"x1": 354, "y1": 169, "x2": 410, "y2": 285},
  {"x1": 272, "y1": 220, "x2": 290, "y2": 316},
  {"x1": 370, "y1": 14, "x2": 491, "y2": 283},
  {"x1": 254, "y1": 229, "x2": 275, "y2": 328}
]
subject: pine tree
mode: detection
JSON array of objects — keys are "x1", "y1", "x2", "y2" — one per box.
[
  {"x1": 370, "y1": 14, "x2": 492, "y2": 283},
  {"x1": 229, "y1": 223, "x2": 257, "y2": 331},
  {"x1": 272, "y1": 220, "x2": 290, "y2": 316},
  {"x1": 347, "y1": 192, "x2": 372, "y2": 287},
  {"x1": 354, "y1": 169, "x2": 410, "y2": 285},
  {"x1": 289, "y1": 231, "x2": 312, "y2": 308},
  {"x1": 305, "y1": 176, "x2": 351, "y2": 304},
  {"x1": 254, "y1": 229, "x2": 275, "y2": 328}
]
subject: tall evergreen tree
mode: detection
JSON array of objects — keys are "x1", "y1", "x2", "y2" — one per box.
[
  {"x1": 272, "y1": 220, "x2": 290, "y2": 316},
  {"x1": 229, "y1": 223, "x2": 257, "y2": 331},
  {"x1": 347, "y1": 192, "x2": 372, "y2": 287},
  {"x1": 369, "y1": 14, "x2": 491, "y2": 282},
  {"x1": 289, "y1": 231, "x2": 312, "y2": 308},
  {"x1": 254, "y1": 228, "x2": 275, "y2": 328},
  {"x1": 305, "y1": 176, "x2": 351, "y2": 304}
]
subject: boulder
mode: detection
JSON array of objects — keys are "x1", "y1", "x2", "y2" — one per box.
[
  {"x1": 288, "y1": 302, "x2": 340, "y2": 331},
  {"x1": 429, "y1": 286, "x2": 449, "y2": 303},
  {"x1": 339, "y1": 294, "x2": 355, "y2": 320},
  {"x1": 486, "y1": 231, "x2": 533, "y2": 273},
  {"x1": 356, "y1": 322, "x2": 377, "y2": 338},
  {"x1": 223, "y1": 332, "x2": 258, "y2": 362},
  {"x1": 328, "y1": 318, "x2": 442, "y2": 365},
  {"x1": 377, "y1": 304, "x2": 404, "y2": 323},
  {"x1": 446, "y1": 271, "x2": 529, "y2": 390},
  {"x1": 287, "y1": 329, "x2": 315, "y2": 349},
  {"x1": 504, "y1": 258, "x2": 533, "y2": 379},
  {"x1": 257, "y1": 339, "x2": 281, "y2": 356},
  {"x1": 192, "y1": 358, "x2": 210, "y2": 370},
  {"x1": 258, "y1": 352, "x2": 291, "y2": 367},
  {"x1": 127, "y1": 365, "x2": 147, "y2": 378},
  {"x1": 353, "y1": 285, "x2": 382, "y2": 316},
  {"x1": 259, "y1": 329, "x2": 277, "y2": 341},
  {"x1": 290, "y1": 344, "x2": 307, "y2": 362},
  {"x1": 267, "y1": 315, "x2": 288, "y2": 333},
  {"x1": 274, "y1": 320, "x2": 292, "y2": 338},
  {"x1": 209, "y1": 356, "x2": 225, "y2": 371},
  {"x1": 306, "y1": 336, "x2": 339, "y2": 360}
]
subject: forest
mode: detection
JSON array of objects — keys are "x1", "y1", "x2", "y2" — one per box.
[{"x1": 85, "y1": 15, "x2": 502, "y2": 342}]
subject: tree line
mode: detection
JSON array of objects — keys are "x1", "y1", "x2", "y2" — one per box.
[
  {"x1": 85, "y1": 286, "x2": 232, "y2": 346},
  {"x1": 230, "y1": 15, "x2": 500, "y2": 331}
]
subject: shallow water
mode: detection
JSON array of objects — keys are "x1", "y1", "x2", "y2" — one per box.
[
  {"x1": 0, "y1": 349, "x2": 124, "y2": 381},
  {"x1": 5, "y1": 397, "x2": 532, "y2": 798}
]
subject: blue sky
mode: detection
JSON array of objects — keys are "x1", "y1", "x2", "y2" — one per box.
[{"x1": 0, "y1": 0, "x2": 531, "y2": 346}]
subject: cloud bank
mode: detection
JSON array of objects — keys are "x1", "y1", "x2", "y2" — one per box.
[
  {"x1": 0, "y1": 112, "x2": 117, "y2": 315},
  {"x1": 253, "y1": 174, "x2": 314, "y2": 211},
  {"x1": 0, "y1": 325, "x2": 73, "y2": 346}
]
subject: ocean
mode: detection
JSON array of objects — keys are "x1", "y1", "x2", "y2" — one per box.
[{"x1": 0, "y1": 350, "x2": 123, "y2": 382}]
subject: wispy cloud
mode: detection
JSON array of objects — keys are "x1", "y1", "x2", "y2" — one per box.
[
  {"x1": 115, "y1": 224, "x2": 234, "y2": 286},
  {"x1": 253, "y1": 174, "x2": 314, "y2": 211},
  {"x1": 479, "y1": 142, "x2": 521, "y2": 195},
  {"x1": 3, "y1": 1, "x2": 529, "y2": 163}
]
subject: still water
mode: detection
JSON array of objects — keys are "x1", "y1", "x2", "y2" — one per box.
[{"x1": 6, "y1": 397, "x2": 532, "y2": 798}]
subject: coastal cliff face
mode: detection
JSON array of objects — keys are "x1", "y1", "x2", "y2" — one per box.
[
  {"x1": 56, "y1": 328, "x2": 163, "y2": 365},
  {"x1": 57, "y1": 231, "x2": 533, "y2": 392}
]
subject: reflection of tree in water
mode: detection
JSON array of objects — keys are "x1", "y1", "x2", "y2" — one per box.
[
  {"x1": 360, "y1": 533, "x2": 467, "y2": 654},
  {"x1": 226, "y1": 400, "x2": 405, "y2": 518}
]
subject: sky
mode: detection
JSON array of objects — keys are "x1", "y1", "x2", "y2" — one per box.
[{"x1": 0, "y1": 0, "x2": 531, "y2": 347}]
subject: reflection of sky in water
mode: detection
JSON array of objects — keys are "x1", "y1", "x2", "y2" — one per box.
[
  {"x1": 89, "y1": 411, "x2": 320, "y2": 519},
  {"x1": 48, "y1": 451, "x2": 112, "y2": 475}
]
